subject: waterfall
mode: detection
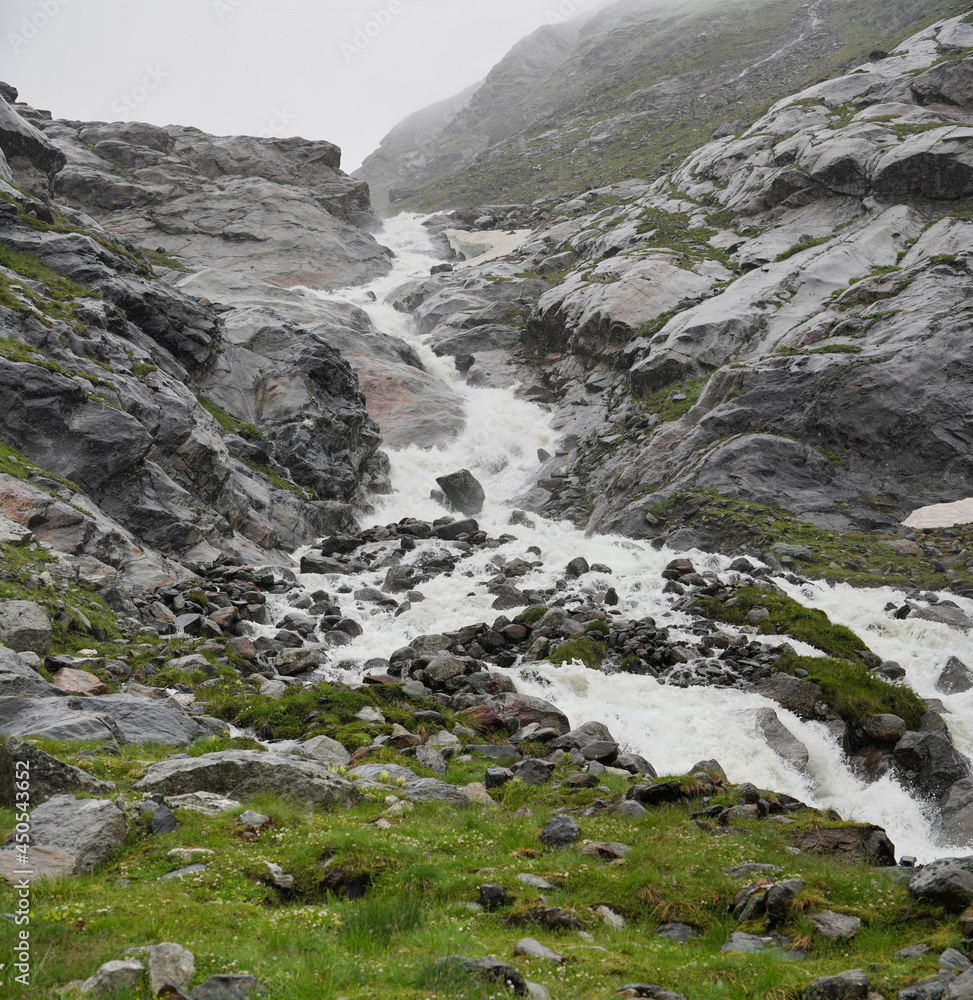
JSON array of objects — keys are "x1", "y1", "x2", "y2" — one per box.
[{"x1": 274, "y1": 213, "x2": 973, "y2": 863}]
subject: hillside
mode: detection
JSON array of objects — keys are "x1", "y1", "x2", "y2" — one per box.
[{"x1": 356, "y1": 0, "x2": 971, "y2": 211}]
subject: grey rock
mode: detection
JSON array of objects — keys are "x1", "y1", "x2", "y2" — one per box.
[
  {"x1": 436, "y1": 469, "x2": 486, "y2": 516},
  {"x1": 801, "y1": 969, "x2": 869, "y2": 1000},
  {"x1": 516, "y1": 758, "x2": 553, "y2": 786},
  {"x1": 808, "y1": 910, "x2": 862, "y2": 940},
  {"x1": 910, "y1": 857, "x2": 973, "y2": 911},
  {"x1": 940, "y1": 948, "x2": 971, "y2": 973},
  {"x1": 938, "y1": 656, "x2": 973, "y2": 695},
  {"x1": 416, "y1": 744, "x2": 448, "y2": 776},
  {"x1": 513, "y1": 937, "x2": 566, "y2": 963},
  {"x1": 946, "y1": 969, "x2": 973, "y2": 999},
  {"x1": 135, "y1": 751, "x2": 364, "y2": 809},
  {"x1": 0, "y1": 645, "x2": 66, "y2": 699},
  {"x1": 79, "y1": 958, "x2": 145, "y2": 997},
  {"x1": 488, "y1": 692, "x2": 570, "y2": 735},
  {"x1": 656, "y1": 922, "x2": 701, "y2": 943},
  {"x1": 755, "y1": 674, "x2": 825, "y2": 720},
  {"x1": 0, "y1": 601, "x2": 52, "y2": 655},
  {"x1": 192, "y1": 974, "x2": 267, "y2": 999},
  {"x1": 517, "y1": 873, "x2": 556, "y2": 890},
  {"x1": 350, "y1": 762, "x2": 473, "y2": 806},
  {"x1": 0, "y1": 737, "x2": 115, "y2": 807},
  {"x1": 238, "y1": 810, "x2": 270, "y2": 828},
  {"x1": 540, "y1": 815, "x2": 580, "y2": 849},
  {"x1": 898, "y1": 975, "x2": 955, "y2": 1000},
  {"x1": 915, "y1": 604, "x2": 973, "y2": 631},
  {"x1": 894, "y1": 731, "x2": 970, "y2": 799},
  {"x1": 167, "y1": 791, "x2": 242, "y2": 815},
  {"x1": 720, "y1": 932, "x2": 788, "y2": 954},
  {"x1": 295, "y1": 735, "x2": 351, "y2": 767},
  {"x1": 0, "y1": 94, "x2": 66, "y2": 180},
  {"x1": 144, "y1": 942, "x2": 195, "y2": 996},
  {"x1": 161, "y1": 863, "x2": 208, "y2": 879},
  {"x1": 149, "y1": 805, "x2": 179, "y2": 835},
  {"x1": 550, "y1": 721, "x2": 615, "y2": 751},
  {"x1": 616, "y1": 800, "x2": 648, "y2": 818},
  {"x1": 16, "y1": 794, "x2": 127, "y2": 873},
  {"x1": 752, "y1": 707, "x2": 809, "y2": 770}
]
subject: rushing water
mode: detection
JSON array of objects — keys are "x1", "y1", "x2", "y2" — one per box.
[{"x1": 280, "y1": 213, "x2": 973, "y2": 862}]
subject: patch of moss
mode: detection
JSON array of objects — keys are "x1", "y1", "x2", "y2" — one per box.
[
  {"x1": 637, "y1": 374, "x2": 711, "y2": 418},
  {"x1": 775, "y1": 649, "x2": 925, "y2": 730},
  {"x1": 140, "y1": 247, "x2": 194, "y2": 273},
  {"x1": 697, "y1": 585, "x2": 870, "y2": 662},
  {"x1": 549, "y1": 635, "x2": 606, "y2": 668},
  {"x1": 198, "y1": 397, "x2": 264, "y2": 440}
]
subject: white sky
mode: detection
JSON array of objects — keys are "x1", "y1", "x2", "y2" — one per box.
[{"x1": 2, "y1": 0, "x2": 605, "y2": 172}]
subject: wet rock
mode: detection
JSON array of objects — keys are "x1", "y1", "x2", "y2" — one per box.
[
  {"x1": 938, "y1": 656, "x2": 973, "y2": 695},
  {"x1": 894, "y1": 731, "x2": 970, "y2": 799},
  {"x1": 863, "y1": 714, "x2": 908, "y2": 747},
  {"x1": 435, "y1": 518, "x2": 480, "y2": 540},
  {"x1": 436, "y1": 470, "x2": 486, "y2": 516},
  {"x1": 752, "y1": 707, "x2": 809, "y2": 770},
  {"x1": 756, "y1": 674, "x2": 825, "y2": 720}
]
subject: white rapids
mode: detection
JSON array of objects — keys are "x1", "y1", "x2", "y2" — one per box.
[{"x1": 268, "y1": 212, "x2": 973, "y2": 863}]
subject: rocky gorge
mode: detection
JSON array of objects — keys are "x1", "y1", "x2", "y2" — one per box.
[{"x1": 5, "y1": 4, "x2": 973, "y2": 999}]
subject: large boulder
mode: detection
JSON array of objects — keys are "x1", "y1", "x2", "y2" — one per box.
[
  {"x1": 0, "y1": 601, "x2": 52, "y2": 655},
  {"x1": 798, "y1": 825, "x2": 896, "y2": 866},
  {"x1": 909, "y1": 857, "x2": 973, "y2": 912},
  {"x1": 550, "y1": 721, "x2": 615, "y2": 751},
  {"x1": 436, "y1": 469, "x2": 486, "y2": 516},
  {"x1": 13, "y1": 795, "x2": 128, "y2": 873},
  {"x1": 0, "y1": 737, "x2": 115, "y2": 807},
  {"x1": 0, "y1": 694, "x2": 217, "y2": 746},
  {"x1": 937, "y1": 656, "x2": 973, "y2": 695},
  {"x1": 133, "y1": 750, "x2": 364, "y2": 809},
  {"x1": 755, "y1": 674, "x2": 824, "y2": 720},
  {"x1": 894, "y1": 731, "x2": 970, "y2": 799}
]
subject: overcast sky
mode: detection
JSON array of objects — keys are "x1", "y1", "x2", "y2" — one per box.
[{"x1": 3, "y1": 0, "x2": 605, "y2": 172}]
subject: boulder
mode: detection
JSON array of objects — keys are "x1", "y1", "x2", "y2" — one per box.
[
  {"x1": 134, "y1": 751, "x2": 364, "y2": 809},
  {"x1": 0, "y1": 645, "x2": 65, "y2": 698},
  {"x1": 752, "y1": 707, "x2": 809, "y2": 770},
  {"x1": 540, "y1": 815, "x2": 581, "y2": 848},
  {"x1": 295, "y1": 735, "x2": 351, "y2": 767},
  {"x1": 550, "y1": 720, "x2": 615, "y2": 751},
  {"x1": 488, "y1": 692, "x2": 570, "y2": 735},
  {"x1": 801, "y1": 969, "x2": 868, "y2": 1000},
  {"x1": 79, "y1": 959, "x2": 145, "y2": 998},
  {"x1": 0, "y1": 693, "x2": 217, "y2": 746},
  {"x1": 0, "y1": 600, "x2": 52, "y2": 655},
  {"x1": 0, "y1": 737, "x2": 115, "y2": 807},
  {"x1": 910, "y1": 857, "x2": 973, "y2": 911},
  {"x1": 435, "y1": 469, "x2": 486, "y2": 516},
  {"x1": 808, "y1": 911, "x2": 862, "y2": 940},
  {"x1": 16, "y1": 794, "x2": 128, "y2": 873},
  {"x1": 798, "y1": 825, "x2": 895, "y2": 866},
  {"x1": 894, "y1": 730, "x2": 970, "y2": 799},
  {"x1": 52, "y1": 667, "x2": 109, "y2": 696},
  {"x1": 755, "y1": 674, "x2": 824, "y2": 720},
  {"x1": 937, "y1": 656, "x2": 973, "y2": 695}
]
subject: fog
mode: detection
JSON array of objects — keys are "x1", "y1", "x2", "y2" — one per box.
[{"x1": 3, "y1": 0, "x2": 609, "y2": 171}]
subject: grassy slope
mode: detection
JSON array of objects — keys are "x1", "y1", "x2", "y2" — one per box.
[
  {"x1": 401, "y1": 0, "x2": 969, "y2": 211},
  {"x1": 0, "y1": 737, "x2": 962, "y2": 1000}
]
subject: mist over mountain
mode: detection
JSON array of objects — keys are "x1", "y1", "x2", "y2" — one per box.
[{"x1": 357, "y1": 0, "x2": 968, "y2": 209}]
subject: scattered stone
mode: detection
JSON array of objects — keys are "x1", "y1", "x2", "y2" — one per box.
[
  {"x1": 167, "y1": 848, "x2": 215, "y2": 865},
  {"x1": 656, "y1": 922, "x2": 701, "y2": 943},
  {"x1": 581, "y1": 842, "x2": 630, "y2": 860},
  {"x1": 507, "y1": 906, "x2": 585, "y2": 930},
  {"x1": 479, "y1": 884, "x2": 509, "y2": 909},
  {"x1": 514, "y1": 937, "x2": 566, "y2": 963},
  {"x1": 52, "y1": 667, "x2": 109, "y2": 696},
  {"x1": 596, "y1": 905, "x2": 626, "y2": 929},
  {"x1": 79, "y1": 958, "x2": 145, "y2": 997},
  {"x1": 808, "y1": 911, "x2": 862, "y2": 940},
  {"x1": 149, "y1": 805, "x2": 178, "y2": 835},
  {"x1": 416, "y1": 744, "x2": 448, "y2": 776},
  {"x1": 145, "y1": 942, "x2": 195, "y2": 996},
  {"x1": 540, "y1": 815, "x2": 581, "y2": 849},
  {"x1": 801, "y1": 969, "x2": 868, "y2": 1000},
  {"x1": 618, "y1": 985, "x2": 689, "y2": 999},
  {"x1": 264, "y1": 861, "x2": 295, "y2": 889},
  {"x1": 518, "y1": 873, "x2": 556, "y2": 890},
  {"x1": 296, "y1": 735, "x2": 352, "y2": 767},
  {"x1": 940, "y1": 947, "x2": 971, "y2": 973},
  {"x1": 724, "y1": 863, "x2": 784, "y2": 878},
  {"x1": 161, "y1": 863, "x2": 208, "y2": 879},
  {"x1": 910, "y1": 858, "x2": 973, "y2": 911},
  {"x1": 238, "y1": 810, "x2": 270, "y2": 828},
  {"x1": 192, "y1": 974, "x2": 267, "y2": 999}
]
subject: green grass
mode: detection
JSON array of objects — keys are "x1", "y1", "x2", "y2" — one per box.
[
  {"x1": 548, "y1": 635, "x2": 606, "y2": 668},
  {"x1": 646, "y1": 489, "x2": 973, "y2": 592},
  {"x1": 140, "y1": 246, "x2": 194, "y2": 273},
  {"x1": 774, "y1": 650, "x2": 926, "y2": 730},
  {"x1": 696, "y1": 585, "x2": 870, "y2": 663},
  {"x1": 637, "y1": 374, "x2": 711, "y2": 417},
  {"x1": 0, "y1": 733, "x2": 960, "y2": 1000},
  {"x1": 198, "y1": 397, "x2": 264, "y2": 441}
]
